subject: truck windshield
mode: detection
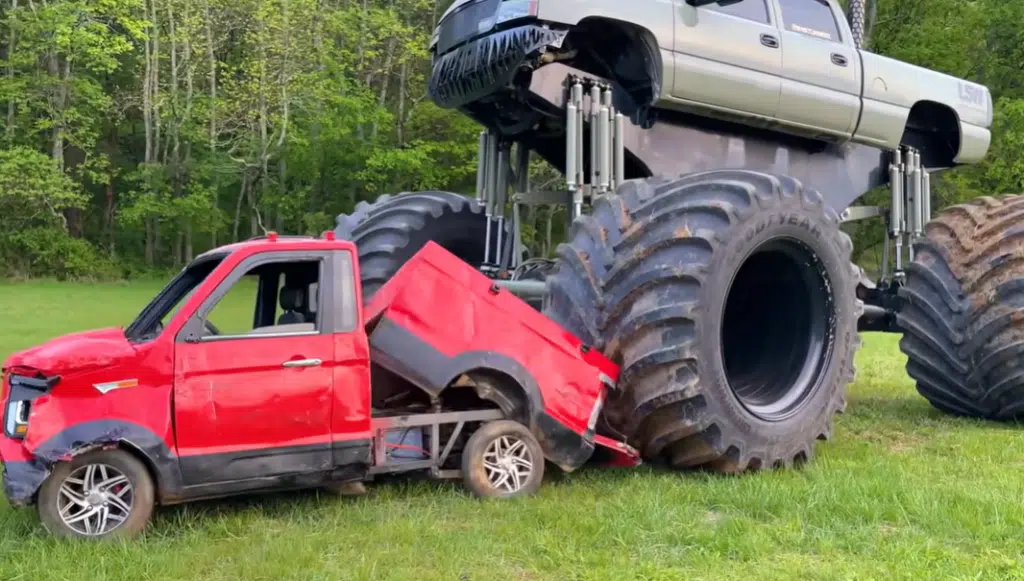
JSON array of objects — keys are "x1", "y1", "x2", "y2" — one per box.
[{"x1": 124, "y1": 252, "x2": 227, "y2": 343}]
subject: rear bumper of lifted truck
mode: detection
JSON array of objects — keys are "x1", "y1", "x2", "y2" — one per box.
[{"x1": 428, "y1": 18, "x2": 566, "y2": 110}]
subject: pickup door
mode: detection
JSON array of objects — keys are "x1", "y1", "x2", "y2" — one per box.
[
  {"x1": 774, "y1": 0, "x2": 861, "y2": 138},
  {"x1": 673, "y1": 0, "x2": 782, "y2": 119},
  {"x1": 172, "y1": 249, "x2": 371, "y2": 487}
]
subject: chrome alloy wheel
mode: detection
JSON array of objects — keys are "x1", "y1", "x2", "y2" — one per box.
[
  {"x1": 482, "y1": 435, "x2": 534, "y2": 493},
  {"x1": 55, "y1": 463, "x2": 134, "y2": 536}
]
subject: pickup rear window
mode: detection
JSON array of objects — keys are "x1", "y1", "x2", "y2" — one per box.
[{"x1": 778, "y1": 0, "x2": 842, "y2": 42}]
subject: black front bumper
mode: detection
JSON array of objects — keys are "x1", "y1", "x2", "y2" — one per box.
[
  {"x1": 2, "y1": 460, "x2": 48, "y2": 507},
  {"x1": 428, "y1": 23, "x2": 567, "y2": 110}
]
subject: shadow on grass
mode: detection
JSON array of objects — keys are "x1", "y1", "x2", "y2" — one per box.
[
  {"x1": 151, "y1": 473, "x2": 451, "y2": 518},
  {"x1": 144, "y1": 461, "x2": 654, "y2": 538},
  {"x1": 846, "y1": 392, "x2": 1024, "y2": 433}
]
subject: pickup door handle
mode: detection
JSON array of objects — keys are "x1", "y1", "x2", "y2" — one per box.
[
  {"x1": 283, "y1": 358, "x2": 322, "y2": 368},
  {"x1": 760, "y1": 34, "x2": 779, "y2": 49},
  {"x1": 831, "y1": 53, "x2": 848, "y2": 67}
]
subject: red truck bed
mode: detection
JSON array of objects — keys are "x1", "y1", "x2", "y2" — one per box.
[{"x1": 363, "y1": 241, "x2": 636, "y2": 471}]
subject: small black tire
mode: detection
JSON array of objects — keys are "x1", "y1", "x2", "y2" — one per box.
[
  {"x1": 545, "y1": 170, "x2": 860, "y2": 472},
  {"x1": 37, "y1": 448, "x2": 155, "y2": 539},
  {"x1": 462, "y1": 420, "x2": 545, "y2": 498},
  {"x1": 897, "y1": 194, "x2": 1024, "y2": 418},
  {"x1": 334, "y1": 191, "x2": 509, "y2": 301}
]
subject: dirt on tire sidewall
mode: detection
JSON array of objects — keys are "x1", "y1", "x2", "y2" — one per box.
[{"x1": 695, "y1": 197, "x2": 858, "y2": 460}]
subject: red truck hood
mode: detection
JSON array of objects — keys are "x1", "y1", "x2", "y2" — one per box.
[{"x1": 3, "y1": 327, "x2": 135, "y2": 376}]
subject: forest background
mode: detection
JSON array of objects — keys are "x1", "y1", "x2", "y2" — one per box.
[{"x1": 0, "y1": 0, "x2": 1018, "y2": 279}]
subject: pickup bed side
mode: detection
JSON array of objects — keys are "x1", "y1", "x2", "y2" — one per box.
[
  {"x1": 364, "y1": 242, "x2": 618, "y2": 472},
  {"x1": 859, "y1": 52, "x2": 991, "y2": 163}
]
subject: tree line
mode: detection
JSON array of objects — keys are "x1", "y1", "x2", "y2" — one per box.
[{"x1": 0, "y1": 0, "x2": 1021, "y2": 278}]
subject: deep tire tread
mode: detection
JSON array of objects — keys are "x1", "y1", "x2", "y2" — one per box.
[
  {"x1": 897, "y1": 192, "x2": 1024, "y2": 419},
  {"x1": 334, "y1": 190, "x2": 501, "y2": 300},
  {"x1": 545, "y1": 170, "x2": 858, "y2": 473}
]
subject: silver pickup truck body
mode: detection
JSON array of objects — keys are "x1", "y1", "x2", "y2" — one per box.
[{"x1": 428, "y1": 0, "x2": 993, "y2": 210}]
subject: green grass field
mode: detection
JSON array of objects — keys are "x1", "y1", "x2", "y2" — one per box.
[{"x1": 1, "y1": 280, "x2": 1023, "y2": 580}]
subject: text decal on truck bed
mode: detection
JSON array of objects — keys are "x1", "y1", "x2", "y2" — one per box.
[{"x1": 959, "y1": 82, "x2": 987, "y2": 109}]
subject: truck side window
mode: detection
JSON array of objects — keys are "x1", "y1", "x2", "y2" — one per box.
[
  {"x1": 703, "y1": 0, "x2": 770, "y2": 25},
  {"x1": 778, "y1": 0, "x2": 842, "y2": 42},
  {"x1": 204, "y1": 259, "x2": 322, "y2": 337}
]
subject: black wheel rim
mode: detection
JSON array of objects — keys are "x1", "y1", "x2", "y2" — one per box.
[{"x1": 719, "y1": 236, "x2": 836, "y2": 421}]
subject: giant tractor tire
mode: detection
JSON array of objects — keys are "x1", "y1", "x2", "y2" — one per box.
[
  {"x1": 335, "y1": 191, "x2": 507, "y2": 301},
  {"x1": 897, "y1": 194, "x2": 1024, "y2": 419},
  {"x1": 544, "y1": 170, "x2": 861, "y2": 472}
]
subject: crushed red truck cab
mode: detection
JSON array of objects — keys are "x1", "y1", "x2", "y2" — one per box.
[{"x1": 0, "y1": 233, "x2": 637, "y2": 539}]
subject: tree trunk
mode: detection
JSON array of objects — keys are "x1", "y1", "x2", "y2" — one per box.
[
  {"x1": 233, "y1": 174, "x2": 248, "y2": 242},
  {"x1": 152, "y1": 0, "x2": 161, "y2": 164},
  {"x1": 145, "y1": 218, "x2": 155, "y2": 265},
  {"x1": 174, "y1": 231, "x2": 183, "y2": 267},
  {"x1": 369, "y1": 37, "x2": 397, "y2": 140},
  {"x1": 204, "y1": 0, "x2": 216, "y2": 149},
  {"x1": 6, "y1": 0, "x2": 17, "y2": 138},
  {"x1": 278, "y1": 155, "x2": 287, "y2": 232},
  {"x1": 105, "y1": 181, "x2": 116, "y2": 255},
  {"x1": 397, "y1": 59, "x2": 408, "y2": 144},
  {"x1": 143, "y1": 0, "x2": 153, "y2": 162}
]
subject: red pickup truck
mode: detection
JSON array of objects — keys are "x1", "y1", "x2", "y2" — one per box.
[{"x1": 0, "y1": 233, "x2": 637, "y2": 539}]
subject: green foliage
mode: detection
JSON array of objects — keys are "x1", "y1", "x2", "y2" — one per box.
[
  {"x1": 980, "y1": 98, "x2": 1024, "y2": 193},
  {"x1": 0, "y1": 0, "x2": 1019, "y2": 277},
  {"x1": 0, "y1": 146, "x2": 84, "y2": 229},
  {"x1": 0, "y1": 227, "x2": 118, "y2": 279}
]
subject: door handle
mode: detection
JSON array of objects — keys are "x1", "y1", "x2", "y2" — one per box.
[
  {"x1": 831, "y1": 53, "x2": 848, "y2": 67},
  {"x1": 283, "y1": 358, "x2": 322, "y2": 368},
  {"x1": 760, "y1": 34, "x2": 779, "y2": 49}
]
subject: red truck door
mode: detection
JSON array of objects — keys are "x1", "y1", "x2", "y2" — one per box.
[{"x1": 172, "y1": 250, "x2": 341, "y2": 485}]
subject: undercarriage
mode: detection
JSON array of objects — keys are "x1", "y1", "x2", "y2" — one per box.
[{"x1": 447, "y1": 59, "x2": 934, "y2": 338}]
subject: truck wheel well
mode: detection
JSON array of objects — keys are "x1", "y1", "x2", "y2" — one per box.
[
  {"x1": 563, "y1": 17, "x2": 662, "y2": 117},
  {"x1": 114, "y1": 441, "x2": 164, "y2": 503},
  {"x1": 451, "y1": 370, "x2": 532, "y2": 424},
  {"x1": 901, "y1": 100, "x2": 961, "y2": 168}
]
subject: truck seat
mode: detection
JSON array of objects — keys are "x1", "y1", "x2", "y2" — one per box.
[{"x1": 278, "y1": 286, "x2": 310, "y2": 325}]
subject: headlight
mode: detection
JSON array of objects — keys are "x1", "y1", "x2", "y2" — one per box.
[
  {"x1": 490, "y1": 0, "x2": 538, "y2": 29},
  {"x1": 3, "y1": 400, "x2": 29, "y2": 438}
]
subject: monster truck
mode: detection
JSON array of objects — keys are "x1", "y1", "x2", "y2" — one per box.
[{"x1": 335, "y1": 0, "x2": 1010, "y2": 473}]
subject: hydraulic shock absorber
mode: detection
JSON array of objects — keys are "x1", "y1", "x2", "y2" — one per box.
[{"x1": 889, "y1": 148, "x2": 904, "y2": 274}]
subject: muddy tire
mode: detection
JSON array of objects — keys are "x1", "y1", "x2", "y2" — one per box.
[
  {"x1": 335, "y1": 191, "x2": 508, "y2": 301},
  {"x1": 462, "y1": 420, "x2": 544, "y2": 498},
  {"x1": 544, "y1": 170, "x2": 860, "y2": 472},
  {"x1": 897, "y1": 194, "x2": 1024, "y2": 419},
  {"x1": 37, "y1": 448, "x2": 155, "y2": 539}
]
